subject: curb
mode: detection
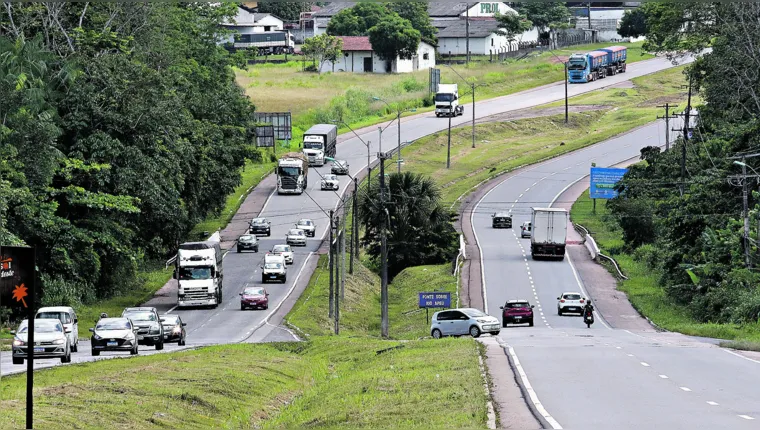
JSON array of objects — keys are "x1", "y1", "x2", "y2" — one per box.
[{"x1": 500, "y1": 343, "x2": 554, "y2": 430}]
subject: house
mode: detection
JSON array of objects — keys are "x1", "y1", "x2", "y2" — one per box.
[
  {"x1": 222, "y1": 6, "x2": 284, "y2": 35},
  {"x1": 572, "y1": 6, "x2": 642, "y2": 41},
  {"x1": 319, "y1": 36, "x2": 436, "y2": 74},
  {"x1": 435, "y1": 10, "x2": 540, "y2": 55}
]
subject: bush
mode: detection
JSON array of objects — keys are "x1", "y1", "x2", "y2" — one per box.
[{"x1": 632, "y1": 244, "x2": 659, "y2": 269}]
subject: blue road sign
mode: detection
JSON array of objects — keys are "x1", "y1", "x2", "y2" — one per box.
[
  {"x1": 590, "y1": 167, "x2": 628, "y2": 199},
  {"x1": 419, "y1": 292, "x2": 451, "y2": 308}
]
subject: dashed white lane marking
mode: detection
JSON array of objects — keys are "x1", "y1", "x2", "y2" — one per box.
[
  {"x1": 679, "y1": 387, "x2": 691, "y2": 392},
  {"x1": 166, "y1": 305, "x2": 178, "y2": 314},
  {"x1": 524, "y1": 188, "x2": 530, "y2": 192},
  {"x1": 507, "y1": 346, "x2": 563, "y2": 429},
  {"x1": 706, "y1": 401, "x2": 719, "y2": 406},
  {"x1": 627, "y1": 354, "x2": 634, "y2": 357},
  {"x1": 659, "y1": 375, "x2": 668, "y2": 379},
  {"x1": 640, "y1": 362, "x2": 650, "y2": 367},
  {"x1": 519, "y1": 193, "x2": 524, "y2": 198},
  {"x1": 616, "y1": 346, "x2": 622, "y2": 349},
  {"x1": 738, "y1": 415, "x2": 754, "y2": 420}
]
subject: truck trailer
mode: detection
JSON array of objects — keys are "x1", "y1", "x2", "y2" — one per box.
[
  {"x1": 530, "y1": 208, "x2": 568, "y2": 260},
  {"x1": 434, "y1": 84, "x2": 464, "y2": 117},
  {"x1": 176, "y1": 240, "x2": 224, "y2": 308},
  {"x1": 568, "y1": 50, "x2": 610, "y2": 83},
  {"x1": 600, "y1": 46, "x2": 627, "y2": 76},
  {"x1": 302, "y1": 124, "x2": 337, "y2": 166},
  {"x1": 277, "y1": 152, "x2": 308, "y2": 195},
  {"x1": 230, "y1": 31, "x2": 295, "y2": 55}
]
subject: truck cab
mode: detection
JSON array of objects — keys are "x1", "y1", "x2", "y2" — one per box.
[
  {"x1": 277, "y1": 153, "x2": 308, "y2": 195},
  {"x1": 262, "y1": 254, "x2": 287, "y2": 283},
  {"x1": 568, "y1": 51, "x2": 609, "y2": 83},
  {"x1": 302, "y1": 124, "x2": 338, "y2": 166},
  {"x1": 176, "y1": 241, "x2": 224, "y2": 308},
  {"x1": 435, "y1": 84, "x2": 464, "y2": 117}
]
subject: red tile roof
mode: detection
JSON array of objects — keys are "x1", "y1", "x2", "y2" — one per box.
[{"x1": 338, "y1": 36, "x2": 373, "y2": 52}]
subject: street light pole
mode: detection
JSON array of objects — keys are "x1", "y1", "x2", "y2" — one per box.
[
  {"x1": 471, "y1": 83, "x2": 475, "y2": 148},
  {"x1": 397, "y1": 110, "x2": 402, "y2": 173},
  {"x1": 564, "y1": 62, "x2": 569, "y2": 124}
]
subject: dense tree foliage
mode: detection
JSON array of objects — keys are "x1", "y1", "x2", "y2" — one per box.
[
  {"x1": 387, "y1": 1, "x2": 436, "y2": 45},
  {"x1": 255, "y1": 2, "x2": 313, "y2": 22},
  {"x1": 0, "y1": 3, "x2": 257, "y2": 305},
  {"x1": 607, "y1": 4, "x2": 760, "y2": 324},
  {"x1": 368, "y1": 16, "x2": 421, "y2": 70},
  {"x1": 359, "y1": 172, "x2": 458, "y2": 279},
  {"x1": 513, "y1": 2, "x2": 570, "y2": 32},
  {"x1": 618, "y1": 8, "x2": 647, "y2": 39},
  {"x1": 496, "y1": 11, "x2": 533, "y2": 42},
  {"x1": 326, "y1": 2, "x2": 433, "y2": 45}
]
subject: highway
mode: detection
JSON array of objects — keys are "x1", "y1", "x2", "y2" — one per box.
[
  {"x1": 472, "y1": 120, "x2": 760, "y2": 428},
  {"x1": 0, "y1": 54, "x2": 692, "y2": 377}
]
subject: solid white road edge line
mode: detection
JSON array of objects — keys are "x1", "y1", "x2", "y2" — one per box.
[
  {"x1": 723, "y1": 348, "x2": 760, "y2": 365},
  {"x1": 507, "y1": 345, "x2": 563, "y2": 429}
]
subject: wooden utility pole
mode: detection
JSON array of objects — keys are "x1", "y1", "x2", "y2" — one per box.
[
  {"x1": 657, "y1": 103, "x2": 678, "y2": 151},
  {"x1": 378, "y1": 152, "x2": 390, "y2": 338},
  {"x1": 465, "y1": 3, "x2": 470, "y2": 65},
  {"x1": 328, "y1": 209, "x2": 334, "y2": 318}
]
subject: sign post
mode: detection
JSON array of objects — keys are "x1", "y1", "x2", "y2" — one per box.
[{"x1": 0, "y1": 246, "x2": 36, "y2": 429}]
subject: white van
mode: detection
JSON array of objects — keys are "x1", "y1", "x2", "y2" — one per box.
[
  {"x1": 262, "y1": 254, "x2": 287, "y2": 283},
  {"x1": 35, "y1": 306, "x2": 79, "y2": 352}
]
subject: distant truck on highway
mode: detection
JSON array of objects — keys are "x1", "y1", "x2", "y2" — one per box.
[
  {"x1": 435, "y1": 84, "x2": 464, "y2": 117},
  {"x1": 277, "y1": 152, "x2": 308, "y2": 195},
  {"x1": 530, "y1": 208, "x2": 568, "y2": 260},
  {"x1": 568, "y1": 46, "x2": 627, "y2": 83},
  {"x1": 302, "y1": 124, "x2": 337, "y2": 166},
  {"x1": 176, "y1": 240, "x2": 224, "y2": 308}
]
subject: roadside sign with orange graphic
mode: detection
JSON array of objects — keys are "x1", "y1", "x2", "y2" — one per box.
[{"x1": 0, "y1": 246, "x2": 35, "y2": 309}]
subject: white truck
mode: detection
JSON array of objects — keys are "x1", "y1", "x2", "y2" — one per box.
[
  {"x1": 302, "y1": 124, "x2": 338, "y2": 166},
  {"x1": 435, "y1": 83, "x2": 464, "y2": 117},
  {"x1": 175, "y1": 240, "x2": 224, "y2": 308},
  {"x1": 277, "y1": 152, "x2": 308, "y2": 195},
  {"x1": 530, "y1": 208, "x2": 568, "y2": 260}
]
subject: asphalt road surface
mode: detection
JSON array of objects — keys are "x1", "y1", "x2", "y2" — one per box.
[
  {"x1": 472, "y1": 120, "x2": 760, "y2": 428},
  {"x1": 0, "y1": 55, "x2": 692, "y2": 377}
]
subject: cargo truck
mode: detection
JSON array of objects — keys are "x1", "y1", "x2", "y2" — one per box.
[
  {"x1": 175, "y1": 240, "x2": 224, "y2": 308},
  {"x1": 435, "y1": 84, "x2": 464, "y2": 117},
  {"x1": 600, "y1": 46, "x2": 627, "y2": 76},
  {"x1": 230, "y1": 31, "x2": 295, "y2": 55},
  {"x1": 530, "y1": 208, "x2": 568, "y2": 260},
  {"x1": 302, "y1": 124, "x2": 337, "y2": 166},
  {"x1": 568, "y1": 50, "x2": 610, "y2": 83},
  {"x1": 277, "y1": 152, "x2": 308, "y2": 194}
]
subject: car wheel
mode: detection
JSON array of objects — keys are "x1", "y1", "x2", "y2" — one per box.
[
  {"x1": 241, "y1": 303, "x2": 246, "y2": 311},
  {"x1": 237, "y1": 248, "x2": 241, "y2": 253},
  {"x1": 72, "y1": 341, "x2": 78, "y2": 353},
  {"x1": 178, "y1": 337, "x2": 186, "y2": 347},
  {"x1": 155, "y1": 340, "x2": 164, "y2": 351},
  {"x1": 261, "y1": 277, "x2": 266, "y2": 283},
  {"x1": 502, "y1": 320, "x2": 507, "y2": 328},
  {"x1": 91, "y1": 349, "x2": 100, "y2": 357},
  {"x1": 431, "y1": 329, "x2": 442, "y2": 339},
  {"x1": 254, "y1": 247, "x2": 259, "y2": 253},
  {"x1": 492, "y1": 331, "x2": 500, "y2": 336},
  {"x1": 12, "y1": 357, "x2": 24, "y2": 365},
  {"x1": 529, "y1": 319, "x2": 534, "y2": 327},
  {"x1": 469, "y1": 326, "x2": 481, "y2": 338},
  {"x1": 264, "y1": 304, "x2": 269, "y2": 310},
  {"x1": 131, "y1": 346, "x2": 138, "y2": 355}
]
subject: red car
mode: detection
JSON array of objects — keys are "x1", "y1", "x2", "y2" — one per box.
[
  {"x1": 239, "y1": 287, "x2": 269, "y2": 310},
  {"x1": 500, "y1": 300, "x2": 534, "y2": 327}
]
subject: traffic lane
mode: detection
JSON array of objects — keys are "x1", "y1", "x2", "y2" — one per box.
[{"x1": 508, "y1": 330, "x2": 758, "y2": 430}]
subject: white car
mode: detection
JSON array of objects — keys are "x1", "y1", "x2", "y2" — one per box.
[
  {"x1": 36, "y1": 306, "x2": 79, "y2": 352},
  {"x1": 285, "y1": 229, "x2": 307, "y2": 247},
  {"x1": 271, "y1": 244, "x2": 294, "y2": 264},
  {"x1": 321, "y1": 174, "x2": 339, "y2": 191},
  {"x1": 520, "y1": 221, "x2": 532, "y2": 238},
  {"x1": 557, "y1": 292, "x2": 586, "y2": 315},
  {"x1": 430, "y1": 308, "x2": 501, "y2": 339},
  {"x1": 296, "y1": 219, "x2": 316, "y2": 237}
]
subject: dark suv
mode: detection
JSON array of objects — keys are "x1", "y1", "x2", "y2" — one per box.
[
  {"x1": 500, "y1": 300, "x2": 534, "y2": 327},
  {"x1": 492, "y1": 212, "x2": 512, "y2": 228},
  {"x1": 121, "y1": 307, "x2": 165, "y2": 350},
  {"x1": 249, "y1": 217, "x2": 271, "y2": 236}
]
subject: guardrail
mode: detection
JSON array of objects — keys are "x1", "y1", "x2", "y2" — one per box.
[{"x1": 573, "y1": 223, "x2": 628, "y2": 280}]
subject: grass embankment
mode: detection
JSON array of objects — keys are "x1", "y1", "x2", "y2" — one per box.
[
  {"x1": 571, "y1": 190, "x2": 760, "y2": 344},
  {"x1": 0, "y1": 338, "x2": 486, "y2": 429},
  {"x1": 403, "y1": 65, "x2": 688, "y2": 207}
]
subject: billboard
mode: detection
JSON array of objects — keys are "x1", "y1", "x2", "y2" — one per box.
[
  {"x1": 0, "y1": 246, "x2": 35, "y2": 310},
  {"x1": 418, "y1": 292, "x2": 451, "y2": 309},
  {"x1": 254, "y1": 112, "x2": 292, "y2": 140},
  {"x1": 255, "y1": 125, "x2": 275, "y2": 148},
  {"x1": 590, "y1": 167, "x2": 628, "y2": 199}
]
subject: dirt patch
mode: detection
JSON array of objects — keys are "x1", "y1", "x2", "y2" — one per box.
[
  {"x1": 609, "y1": 80, "x2": 637, "y2": 89},
  {"x1": 548, "y1": 55, "x2": 570, "y2": 64},
  {"x1": 637, "y1": 94, "x2": 687, "y2": 108},
  {"x1": 469, "y1": 104, "x2": 608, "y2": 127}
]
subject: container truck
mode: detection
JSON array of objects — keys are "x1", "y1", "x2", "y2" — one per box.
[
  {"x1": 277, "y1": 152, "x2": 308, "y2": 194},
  {"x1": 175, "y1": 240, "x2": 224, "y2": 308},
  {"x1": 530, "y1": 208, "x2": 568, "y2": 260},
  {"x1": 302, "y1": 124, "x2": 337, "y2": 166},
  {"x1": 567, "y1": 50, "x2": 610, "y2": 83},
  {"x1": 231, "y1": 31, "x2": 295, "y2": 55},
  {"x1": 600, "y1": 46, "x2": 627, "y2": 76},
  {"x1": 435, "y1": 84, "x2": 464, "y2": 117}
]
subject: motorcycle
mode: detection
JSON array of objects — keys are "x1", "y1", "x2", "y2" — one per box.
[{"x1": 583, "y1": 312, "x2": 594, "y2": 328}]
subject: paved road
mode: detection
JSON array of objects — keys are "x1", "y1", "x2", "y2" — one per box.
[
  {"x1": 472, "y1": 120, "x2": 760, "y2": 427},
  {"x1": 0, "y1": 55, "x2": 692, "y2": 376}
]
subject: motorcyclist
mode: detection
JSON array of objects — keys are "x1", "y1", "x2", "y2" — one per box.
[
  {"x1": 582, "y1": 301, "x2": 594, "y2": 319},
  {"x1": 99, "y1": 312, "x2": 108, "y2": 320}
]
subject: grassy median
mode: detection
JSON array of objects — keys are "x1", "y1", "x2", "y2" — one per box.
[{"x1": 571, "y1": 190, "x2": 760, "y2": 343}]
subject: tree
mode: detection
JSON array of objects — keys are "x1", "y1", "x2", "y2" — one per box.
[
  {"x1": 638, "y1": 2, "x2": 716, "y2": 56},
  {"x1": 515, "y1": 2, "x2": 570, "y2": 32},
  {"x1": 359, "y1": 172, "x2": 458, "y2": 279},
  {"x1": 388, "y1": 0, "x2": 437, "y2": 45},
  {"x1": 368, "y1": 15, "x2": 420, "y2": 72},
  {"x1": 618, "y1": 8, "x2": 647, "y2": 39},
  {"x1": 255, "y1": 2, "x2": 312, "y2": 22},
  {"x1": 301, "y1": 33, "x2": 343, "y2": 74},
  {"x1": 495, "y1": 11, "x2": 533, "y2": 42},
  {"x1": 326, "y1": 2, "x2": 394, "y2": 36}
]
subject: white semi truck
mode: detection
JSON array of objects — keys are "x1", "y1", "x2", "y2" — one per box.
[
  {"x1": 302, "y1": 124, "x2": 338, "y2": 166},
  {"x1": 435, "y1": 83, "x2": 464, "y2": 117},
  {"x1": 277, "y1": 152, "x2": 308, "y2": 195},
  {"x1": 175, "y1": 240, "x2": 224, "y2": 308},
  {"x1": 530, "y1": 208, "x2": 568, "y2": 260}
]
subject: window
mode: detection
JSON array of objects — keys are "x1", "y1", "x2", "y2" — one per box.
[
  {"x1": 451, "y1": 311, "x2": 469, "y2": 320},
  {"x1": 491, "y1": 38, "x2": 494, "y2": 46},
  {"x1": 436, "y1": 311, "x2": 453, "y2": 321},
  {"x1": 423, "y1": 53, "x2": 429, "y2": 60}
]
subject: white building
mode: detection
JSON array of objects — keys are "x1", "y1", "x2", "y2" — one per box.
[
  {"x1": 319, "y1": 36, "x2": 436, "y2": 74},
  {"x1": 573, "y1": 7, "x2": 642, "y2": 42},
  {"x1": 222, "y1": 6, "x2": 284, "y2": 35}
]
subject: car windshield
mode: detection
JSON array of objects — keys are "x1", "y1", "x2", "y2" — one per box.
[
  {"x1": 37, "y1": 311, "x2": 71, "y2": 324},
  {"x1": 298, "y1": 220, "x2": 312, "y2": 226},
  {"x1": 564, "y1": 294, "x2": 582, "y2": 300},
  {"x1": 278, "y1": 166, "x2": 301, "y2": 177},
  {"x1": 507, "y1": 302, "x2": 530, "y2": 309},
  {"x1": 23, "y1": 322, "x2": 62, "y2": 333},
  {"x1": 325, "y1": 175, "x2": 337, "y2": 181},
  {"x1": 179, "y1": 267, "x2": 212, "y2": 280},
  {"x1": 96, "y1": 320, "x2": 131, "y2": 330},
  {"x1": 463, "y1": 309, "x2": 486, "y2": 318},
  {"x1": 244, "y1": 288, "x2": 265, "y2": 296},
  {"x1": 334, "y1": 161, "x2": 346, "y2": 167},
  {"x1": 252, "y1": 219, "x2": 266, "y2": 224},
  {"x1": 240, "y1": 235, "x2": 255, "y2": 241},
  {"x1": 273, "y1": 245, "x2": 290, "y2": 252},
  {"x1": 289, "y1": 230, "x2": 303, "y2": 236},
  {"x1": 160, "y1": 316, "x2": 179, "y2": 325},
  {"x1": 124, "y1": 312, "x2": 157, "y2": 322},
  {"x1": 435, "y1": 93, "x2": 455, "y2": 102},
  {"x1": 568, "y1": 58, "x2": 586, "y2": 70},
  {"x1": 265, "y1": 263, "x2": 282, "y2": 269}
]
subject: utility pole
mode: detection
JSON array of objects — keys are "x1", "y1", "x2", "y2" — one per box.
[
  {"x1": 657, "y1": 103, "x2": 678, "y2": 151},
  {"x1": 742, "y1": 160, "x2": 751, "y2": 269},
  {"x1": 378, "y1": 126, "x2": 383, "y2": 154},
  {"x1": 328, "y1": 209, "x2": 334, "y2": 318},
  {"x1": 471, "y1": 83, "x2": 475, "y2": 148},
  {"x1": 334, "y1": 215, "x2": 341, "y2": 334},
  {"x1": 378, "y1": 151, "x2": 390, "y2": 338},
  {"x1": 680, "y1": 77, "x2": 693, "y2": 196},
  {"x1": 446, "y1": 115, "x2": 452, "y2": 169},
  {"x1": 397, "y1": 110, "x2": 402, "y2": 173},
  {"x1": 350, "y1": 178, "x2": 358, "y2": 274},
  {"x1": 587, "y1": 2, "x2": 592, "y2": 41},
  {"x1": 366, "y1": 140, "x2": 371, "y2": 193},
  {"x1": 341, "y1": 206, "x2": 346, "y2": 299},
  {"x1": 564, "y1": 62, "x2": 569, "y2": 124},
  {"x1": 728, "y1": 153, "x2": 760, "y2": 269},
  {"x1": 465, "y1": 3, "x2": 470, "y2": 65}
]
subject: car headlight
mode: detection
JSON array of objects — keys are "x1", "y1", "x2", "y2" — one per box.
[
  {"x1": 172, "y1": 326, "x2": 182, "y2": 334},
  {"x1": 150, "y1": 326, "x2": 160, "y2": 334},
  {"x1": 477, "y1": 318, "x2": 489, "y2": 323},
  {"x1": 93, "y1": 334, "x2": 102, "y2": 340},
  {"x1": 53, "y1": 338, "x2": 66, "y2": 345},
  {"x1": 12, "y1": 339, "x2": 25, "y2": 347}
]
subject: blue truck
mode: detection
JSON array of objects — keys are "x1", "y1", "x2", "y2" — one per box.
[{"x1": 567, "y1": 46, "x2": 627, "y2": 83}]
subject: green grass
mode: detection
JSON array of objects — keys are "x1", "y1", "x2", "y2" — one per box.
[
  {"x1": 571, "y1": 190, "x2": 760, "y2": 343},
  {"x1": 287, "y1": 256, "x2": 456, "y2": 340},
  {"x1": 0, "y1": 338, "x2": 487, "y2": 429},
  {"x1": 402, "y1": 66, "x2": 689, "y2": 207}
]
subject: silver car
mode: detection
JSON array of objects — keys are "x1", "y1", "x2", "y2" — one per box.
[
  {"x1": 520, "y1": 221, "x2": 532, "y2": 238},
  {"x1": 331, "y1": 160, "x2": 349, "y2": 175},
  {"x1": 321, "y1": 174, "x2": 339, "y2": 191},
  {"x1": 271, "y1": 244, "x2": 294, "y2": 264},
  {"x1": 11, "y1": 319, "x2": 72, "y2": 364},
  {"x1": 430, "y1": 308, "x2": 500, "y2": 339},
  {"x1": 296, "y1": 219, "x2": 316, "y2": 237},
  {"x1": 285, "y1": 229, "x2": 307, "y2": 247}
]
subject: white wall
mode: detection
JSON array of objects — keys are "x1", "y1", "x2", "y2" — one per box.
[
  {"x1": 417, "y1": 42, "x2": 436, "y2": 70},
  {"x1": 465, "y1": 2, "x2": 517, "y2": 18},
  {"x1": 320, "y1": 43, "x2": 435, "y2": 74},
  {"x1": 438, "y1": 36, "x2": 490, "y2": 55},
  {"x1": 257, "y1": 15, "x2": 284, "y2": 31}
]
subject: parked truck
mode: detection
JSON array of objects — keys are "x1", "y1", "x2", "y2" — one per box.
[
  {"x1": 435, "y1": 84, "x2": 464, "y2": 117},
  {"x1": 175, "y1": 240, "x2": 224, "y2": 308},
  {"x1": 600, "y1": 46, "x2": 627, "y2": 76},
  {"x1": 277, "y1": 152, "x2": 308, "y2": 195},
  {"x1": 567, "y1": 50, "x2": 610, "y2": 83},
  {"x1": 302, "y1": 124, "x2": 337, "y2": 166},
  {"x1": 530, "y1": 208, "x2": 568, "y2": 260},
  {"x1": 230, "y1": 31, "x2": 295, "y2": 55}
]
